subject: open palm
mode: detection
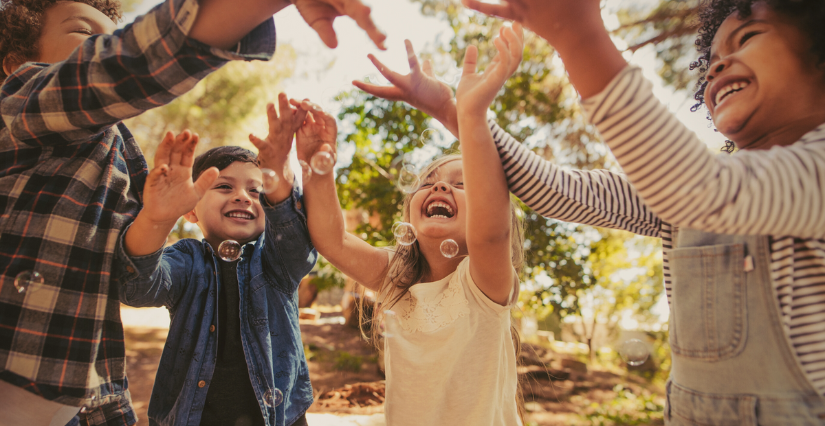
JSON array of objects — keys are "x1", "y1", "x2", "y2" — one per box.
[
  {"x1": 294, "y1": 103, "x2": 338, "y2": 163},
  {"x1": 143, "y1": 131, "x2": 218, "y2": 225}
]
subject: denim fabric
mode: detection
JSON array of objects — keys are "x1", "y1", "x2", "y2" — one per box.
[
  {"x1": 665, "y1": 227, "x2": 825, "y2": 425},
  {"x1": 114, "y1": 187, "x2": 317, "y2": 426}
]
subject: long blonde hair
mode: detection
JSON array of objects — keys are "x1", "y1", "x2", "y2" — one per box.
[{"x1": 360, "y1": 153, "x2": 527, "y2": 420}]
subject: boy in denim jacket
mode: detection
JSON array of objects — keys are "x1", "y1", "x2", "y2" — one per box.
[
  {"x1": 0, "y1": 0, "x2": 382, "y2": 424},
  {"x1": 115, "y1": 94, "x2": 316, "y2": 426}
]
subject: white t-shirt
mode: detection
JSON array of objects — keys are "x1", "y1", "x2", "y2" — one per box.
[{"x1": 381, "y1": 257, "x2": 521, "y2": 426}]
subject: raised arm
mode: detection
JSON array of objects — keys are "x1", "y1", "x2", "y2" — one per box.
[
  {"x1": 293, "y1": 103, "x2": 389, "y2": 291},
  {"x1": 464, "y1": 0, "x2": 825, "y2": 239},
  {"x1": 455, "y1": 33, "x2": 519, "y2": 306}
]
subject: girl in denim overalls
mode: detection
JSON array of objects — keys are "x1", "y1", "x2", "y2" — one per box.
[{"x1": 355, "y1": 0, "x2": 825, "y2": 423}]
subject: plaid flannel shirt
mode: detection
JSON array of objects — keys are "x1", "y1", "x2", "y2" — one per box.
[{"x1": 0, "y1": 0, "x2": 276, "y2": 420}]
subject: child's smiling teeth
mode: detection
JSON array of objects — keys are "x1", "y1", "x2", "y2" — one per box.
[
  {"x1": 715, "y1": 81, "x2": 750, "y2": 106},
  {"x1": 227, "y1": 211, "x2": 253, "y2": 220},
  {"x1": 426, "y1": 201, "x2": 454, "y2": 218}
]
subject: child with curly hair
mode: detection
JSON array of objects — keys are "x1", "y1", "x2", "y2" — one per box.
[
  {"x1": 358, "y1": 0, "x2": 825, "y2": 423},
  {"x1": 0, "y1": 0, "x2": 383, "y2": 425}
]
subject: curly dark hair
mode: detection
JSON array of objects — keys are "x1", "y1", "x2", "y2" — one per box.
[
  {"x1": 690, "y1": 0, "x2": 825, "y2": 152},
  {"x1": 0, "y1": 0, "x2": 122, "y2": 80}
]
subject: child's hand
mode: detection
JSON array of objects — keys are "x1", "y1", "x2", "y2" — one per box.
[
  {"x1": 143, "y1": 131, "x2": 219, "y2": 226},
  {"x1": 293, "y1": 0, "x2": 386, "y2": 50},
  {"x1": 292, "y1": 101, "x2": 338, "y2": 167},
  {"x1": 248, "y1": 93, "x2": 308, "y2": 174},
  {"x1": 461, "y1": 0, "x2": 601, "y2": 49},
  {"x1": 353, "y1": 40, "x2": 457, "y2": 134},
  {"x1": 455, "y1": 28, "x2": 519, "y2": 119}
]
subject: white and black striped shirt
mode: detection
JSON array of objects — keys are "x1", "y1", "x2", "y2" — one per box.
[{"x1": 491, "y1": 66, "x2": 825, "y2": 394}]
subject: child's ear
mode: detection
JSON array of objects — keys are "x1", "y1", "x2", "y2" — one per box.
[
  {"x1": 183, "y1": 210, "x2": 198, "y2": 224},
  {"x1": 2, "y1": 55, "x2": 22, "y2": 77}
]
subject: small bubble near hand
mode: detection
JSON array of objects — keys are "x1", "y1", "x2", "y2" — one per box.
[
  {"x1": 257, "y1": 168, "x2": 279, "y2": 194},
  {"x1": 310, "y1": 151, "x2": 336, "y2": 175},
  {"x1": 397, "y1": 165, "x2": 420, "y2": 194}
]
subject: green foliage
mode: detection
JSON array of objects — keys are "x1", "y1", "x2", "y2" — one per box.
[
  {"x1": 310, "y1": 256, "x2": 347, "y2": 292},
  {"x1": 304, "y1": 344, "x2": 369, "y2": 373},
  {"x1": 578, "y1": 384, "x2": 664, "y2": 426},
  {"x1": 125, "y1": 47, "x2": 296, "y2": 164},
  {"x1": 333, "y1": 351, "x2": 364, "y2": 373}
]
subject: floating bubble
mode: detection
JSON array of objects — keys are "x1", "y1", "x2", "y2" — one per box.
[
  {"x1": 298, "y1": 160, "x2": 312, "y2": 181},
  {"x1": 263, "y1": 388, "x2": 284, "y2": 408},
  {"x1": 256, "y1": 168, "x2": 279, "y2": 194},
  {"x1": 14, "y1": 270, "x2": 44, "y2": 294},
  {"x1": 217, "y1": 240, "x2": 241, "y2": 262},
  {"x1": 379, "y1": 310, "x2": 399, "y2": 338},
  {"x1": 392, "y1": 222, "x2": 417, "y2": 246},
  {"x1": 365, "y1": 73, "x2": 389, "y2": 85},
  {"x1": 397, "y1": 165, "x2": 421, "y2": 194},
  {"x1": 440, "y1": 239, "x2": 459, "y2": 258},
  {"x1": 310, "y1": 151, "x2": 336, "y2": 175},
  {"x1": 419, "y1": 128, "x2": 443, "y2": 147},
  {"x1": 619, "y1": 339, "x2": 650, "y2": 367}
]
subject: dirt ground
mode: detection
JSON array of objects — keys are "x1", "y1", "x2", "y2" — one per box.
[{"x1": 122, "y1": 307, "x2": 665, "y2": 425}]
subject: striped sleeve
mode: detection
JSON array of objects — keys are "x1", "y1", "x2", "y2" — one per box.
[
  {"x1": 489, "y1": 121, "x2": 661, "y2": 237},
  {"x1": 582, "y1": 66, "x2": 825, "y2": 239}
]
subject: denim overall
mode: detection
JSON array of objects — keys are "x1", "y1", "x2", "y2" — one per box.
[{"x1": 666, "y1": 227, "x2": 825, "y2": 425}]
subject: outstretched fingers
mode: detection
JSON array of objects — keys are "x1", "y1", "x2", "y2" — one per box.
[
  {"x1": 154, "y1": 131, "x2": 175, "y2": 169},
  {"x1": 180, "y1": 133, "x2": 199, "y2": 168},
  {"x1": 193, "y1": 167, "x2": 220, "y2": 199},
  {"x1": 341, "y1": 0, "x2": 386, "y2": 50},
  {"x1": 461, "y1": 0, "x2": 522, "y2": 21},
  {"x1": 462, "y1": 45, "x2": 479, "y2": 76}
]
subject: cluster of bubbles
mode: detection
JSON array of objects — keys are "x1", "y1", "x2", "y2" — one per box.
[
  {"x1": 379, "y1": 310, "x2": 398, "y2": 338},
  {"x1": 263, "y1": 388, "x2": 284, "y2": 408},
  {"x1": 395, "y1": 128, "x2": 449, "y2": 194},
  {"x1": 14, "y1": 270, "x2": 44, "y2": 294},
  {"x1": 218, "y1": 240, "x2": 242, "y2": 262},
  {"x1": 618, "y1": 339, "x2": 650, "y2": 367},
  {"x1": 392, "y1": 222, "x2": 417, "y2": 246}
]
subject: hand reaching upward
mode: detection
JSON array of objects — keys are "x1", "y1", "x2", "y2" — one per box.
[{"x1": 293, "y1": 0, "x2": 387, "y2": 50}]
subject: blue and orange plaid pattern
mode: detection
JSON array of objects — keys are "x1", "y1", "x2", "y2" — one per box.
[{"x1": 0, "y1": 0, "x2": 276, "y2": 419}]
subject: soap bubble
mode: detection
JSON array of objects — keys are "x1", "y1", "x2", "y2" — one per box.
[
  {"x1": 440, "y1": 239, "x2": 459, "y2": 258},
  {"x1": 257, "y1": 168, "x2": 279, "y2": 194},
  {"x1": 310, "y1": 151, "x2": 336, "y2": 175},
  {"x1": 14, "y1": 270, "x2": 44, "y2": 294},
  {"x1": 298, "y1": 160, "x2": 312, "y2": 181},
  {"x1": 419, "y1": 128, "x2": 444, "y2": 147},
  {"x1": 619, "y1": 339, "x2": 650, "y2": 367},
  {"x1": 397, "y1": 165, "x2": 421, "y2": 194},
  {"x1": 437, "y1": 64, "x2": 462, "y2": 86},
  {"x1": 392, "y1": 222, "x2": 417, "y2": 246},
  {"x1": 365, "y1": 73, "x2": 389, "y2": 85},
  {"x1": 217, "y1": 240, "x2": 241, "y2": 262},
  {"x1": 263, "y1": 388, "x2": 283, "y2": 408},
  {"x1": 379, "y1": 310, "x2": 399, "y2": 338}
]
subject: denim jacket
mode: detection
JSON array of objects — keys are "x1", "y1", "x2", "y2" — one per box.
[{"x1": 114, "y1": 188, "x2": 317, "y2": 426}]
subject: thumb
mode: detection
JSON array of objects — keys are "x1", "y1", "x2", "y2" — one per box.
[
  {"x1": 311, "y1": 19, "x2": 338, "y2": 49},
  {"x1": 462, "y1": 45, "x2": 479, "y2": 76},
  {"x1": 193, "y1": 167, "x2": 219, "y2": 199}
]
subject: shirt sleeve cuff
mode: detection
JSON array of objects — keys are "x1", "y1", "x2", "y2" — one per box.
[
  {"x1": 261, "y1": 179, "x2": 307, "y2": 226},
  {"x1": 580, "y1": 65, "x2": 640, "y2": 124},
  {"x1": 114, "y1": 223, "x2": 166, "y2": 283}
]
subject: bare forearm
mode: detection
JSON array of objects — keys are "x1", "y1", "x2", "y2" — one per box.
[
  {"x1": 124, "y1": 213, "x2": 177, "y2": 257},
  {"x1": 303, "y1": 174, "x2": 349, "y2": 256},
  {"x1": 458, "y1": 114, "x2": 511, "y2": 242},
  {"x1": 189, "y1": 0, "x2": 291, "y2": 50},
  {"x1": 540, "y1": 19, "x2": 626, "y2": 99}
]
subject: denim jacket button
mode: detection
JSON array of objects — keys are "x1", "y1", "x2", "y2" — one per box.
[
  {"x1": 209, "y1": 325, "x2": 215, "y2": 332},
  {"x1": 126, "y1": 265, "x2": 135, "y2": 274},
  {"x1": 295, "y1": 201, "x2": 302, "y2": 210},
  {"x1": 198, "y1": 380, "x2": 206, "y2": 388}
]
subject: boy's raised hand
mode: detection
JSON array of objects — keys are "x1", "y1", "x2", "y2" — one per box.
[
  {"x1": 248, "y1": 93, "x2": 309, "y2": 203},
  {"x1": 294, "y1": 0, "x2": 386, "y2": 50},
  {"x1": 143, "y1": 131, "x2": 219, "y2": 226},
  {"x1": 455, "y1": 30, "x2": 516, "y2": 118},
  {"x1": 125, "y1": 130, "x2": 218, "y2": 256}
]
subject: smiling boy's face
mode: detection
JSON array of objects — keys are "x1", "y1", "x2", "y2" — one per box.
[
  {"x1": 185, "y1": 162, "x2": 266, "y2": 252},
  {"x1": 36, "y1": 1, "x2": 117, "y2": 64}
]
